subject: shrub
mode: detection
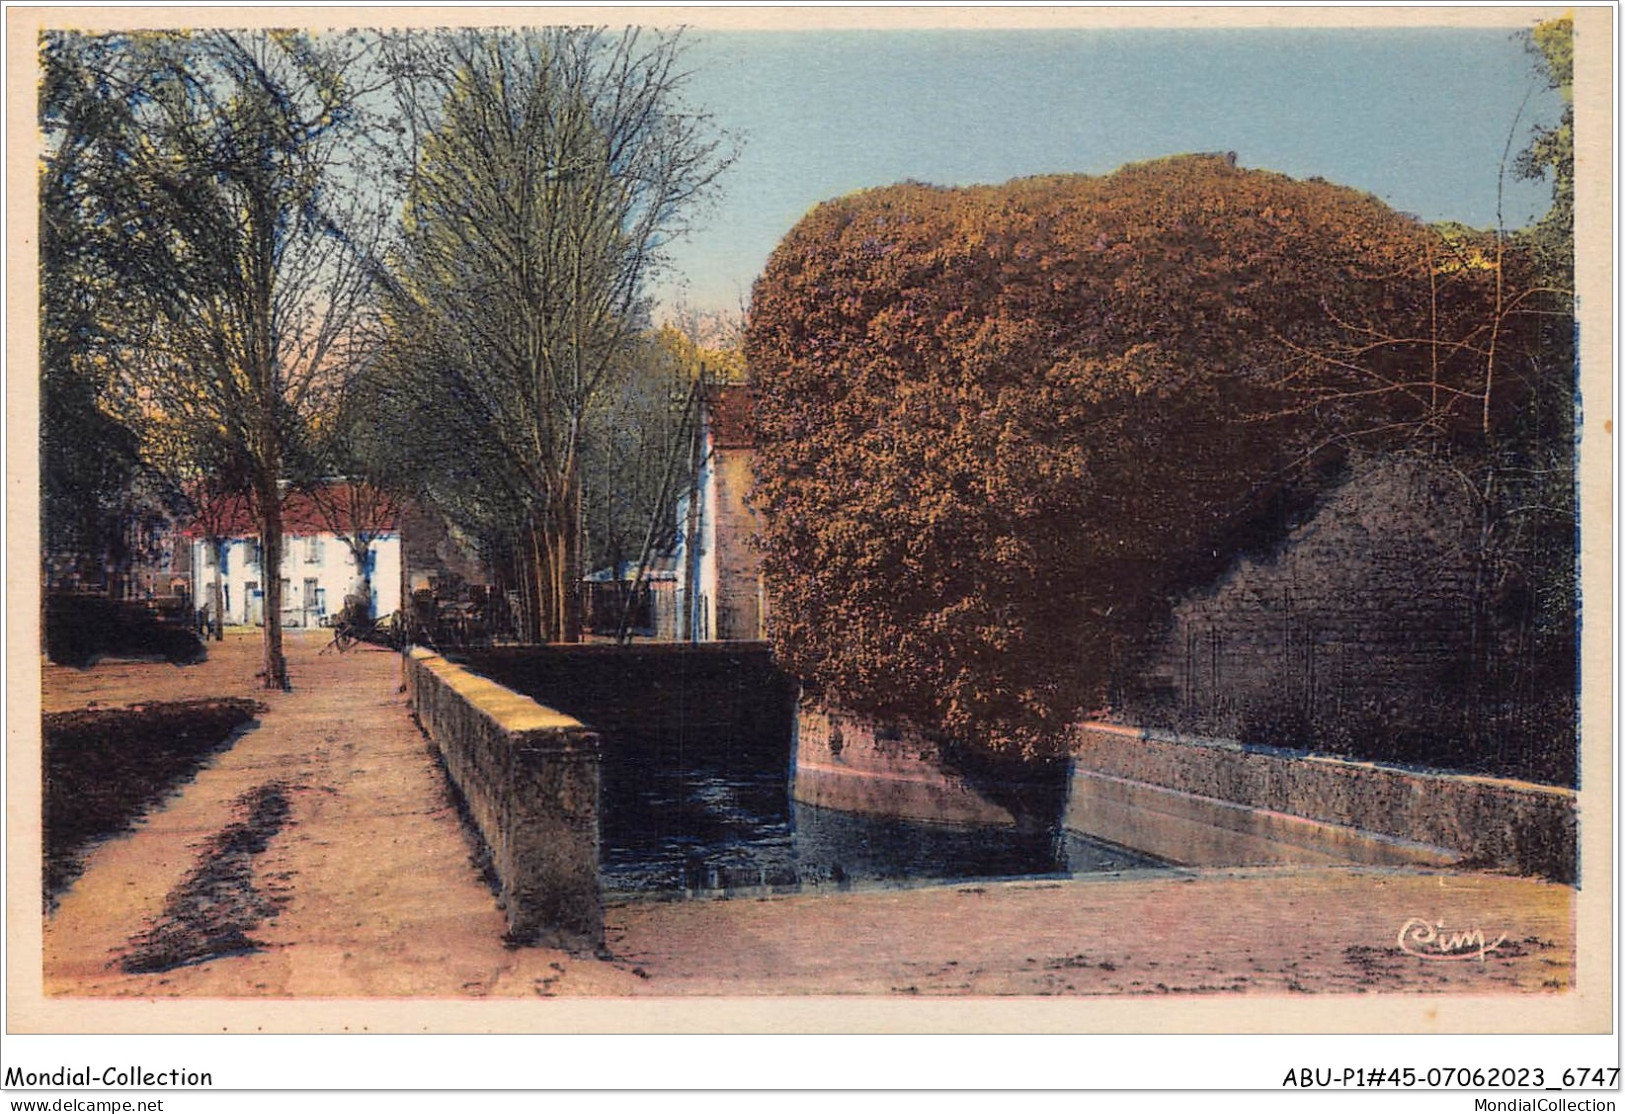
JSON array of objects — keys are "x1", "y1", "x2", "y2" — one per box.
[{"x1": 746, "y1": 156, "x2": 1530, "y2": 756}]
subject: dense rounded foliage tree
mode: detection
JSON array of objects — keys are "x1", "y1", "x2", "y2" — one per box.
[{"x1": 746, "y1": 154, "x2": 1537, "y2": 756}]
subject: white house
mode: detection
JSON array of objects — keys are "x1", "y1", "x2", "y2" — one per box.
[
  {"x1": 676, "y1": 385, "x2": 767, "y2": 642},
  {"x1": 187, "y1": 485, "x2": 402, "y2": 629},
  {"x1": 583, "y1": 385, "x2": 768, "y2": 643}
]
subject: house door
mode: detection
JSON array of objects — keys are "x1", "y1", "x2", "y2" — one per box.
[
  {"x1": 245, "y1": 581, "x2": 263, "y2": 626},
  {"x1": 304, "y1": 578, "x2": 322, "y2": 627}
]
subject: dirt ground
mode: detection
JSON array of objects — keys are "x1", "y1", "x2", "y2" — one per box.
[
  {"x1": 32, "y1": 630, "x2": 1580, "y2": 1005},
  {"x1": 43, "y1": 698, "x2": 261, "y2": 903}
]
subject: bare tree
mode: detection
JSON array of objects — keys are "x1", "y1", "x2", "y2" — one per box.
[
  {"x1": 374, "y1": 27, "x2": 734, "y2": 643},
  {"x1": 39, "y1": 33, "x2": 153, "y2": 596},
  {"x1": 46, "y1": 29, "x2": 391, "y2": 687}
]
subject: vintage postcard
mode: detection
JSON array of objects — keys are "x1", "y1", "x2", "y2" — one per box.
[{"x1": 4, "y1": 3, "x2": 1615, "y2": 1096}]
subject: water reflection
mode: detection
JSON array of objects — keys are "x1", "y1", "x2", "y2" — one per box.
[
  {"x1": 471, "y1": 649, "x2": 1167, "y2": 898},
  {"x1": 598, "y1": 742, "x2": 1165, "y2": 900}
]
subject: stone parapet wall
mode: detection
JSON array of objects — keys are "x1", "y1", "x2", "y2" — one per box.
[
  {"x1": 1071, "y1": 723, "x2": 1576, "y2": 881},
  {"x1": 788, "y1": 704, "x2": 1575, "y2": 881},
  {"x1": 405, "y1": 648, "x2": 602, "y2": 946},
  {"x1": 793, "y1": 704, "x2": 1072, "y2": 829}
]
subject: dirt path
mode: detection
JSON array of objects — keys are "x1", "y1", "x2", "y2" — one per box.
[
  {"x1": 43, "y1": 631, "x2": 638, "y2": 998},
  {"x1": 38, "y1": 631, "x2": 1578, "y2": 1003}
]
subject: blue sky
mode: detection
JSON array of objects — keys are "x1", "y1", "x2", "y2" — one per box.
[{"x1": 651, "y1": 24, "x2": 1565, "y2": 315}]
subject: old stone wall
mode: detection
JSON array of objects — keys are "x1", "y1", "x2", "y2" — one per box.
[
  {"x1": 1130, "y1": 456, "x2": 1486, "y2": 760},
  {"x1": 1070, "y1": 723, "x2": 1576, "y2": 881},
  {"x1": 405, "y1": 649, "x2": 602, "y2": 947},
  {"x1": 789, "y1": 703, "x2": 1574, "y2": 881}
]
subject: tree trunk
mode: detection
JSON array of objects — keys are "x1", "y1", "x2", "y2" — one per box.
[
  {"x1": 256, "y1": 479, "x2": 290, "y2": 690},
  {"x1": 558, "y1": 472, "x2": 583, "y2": 643},
  {"x1": 527, "y1": 519, "x2": 552, "y2": 644},
  {"x1": 516, "y1": 540, "x2": 535, "y2": 643},
  {"x1": 545, "y1": 524, "x2": 568, "y2": 644},
  {"x1": 350, "y1": 539, "x2": 374, "y2": 621},
  {"x1": 211, "y1": 540, "x2": 226, "y2": 641},
  {"x1": 107, "y1": 516, "x2": 130, "y2": 601}
]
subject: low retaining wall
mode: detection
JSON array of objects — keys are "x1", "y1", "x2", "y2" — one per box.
[
  {"x1": 788, "y1": 706, "x2": 1576, "y2": 881},
  {"x1": 1070, "y1": 723, "x2": 1577, "y2": 882},
  {"x1": 793, "y1": 705, "x2": 1070, "y2": 830},
  {"x1": 405, "y1": 648, "x2": 602, "y2": 947},
  {"x1": 794, "y1": 705, "x2": 1016, "y2": 825}
]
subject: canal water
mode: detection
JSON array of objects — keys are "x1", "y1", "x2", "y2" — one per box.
[
  {"x1": 457, "y1": 646, "x2": 1166, "y2": 901},
  {"x1": 597, "y1": 727, "x2": 1166, "y2": 900}
]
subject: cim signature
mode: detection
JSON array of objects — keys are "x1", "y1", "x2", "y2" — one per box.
[{"x1": 1397, "y1": 917, "x2": 1507, "y2": 961}]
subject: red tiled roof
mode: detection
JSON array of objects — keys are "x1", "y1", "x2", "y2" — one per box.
[
  {"x1": 182, "y1": 483, "x2": 402, "y2": 539},
  {"x1": 708, "y1": 386, "x2": 756, "y2": 450}
]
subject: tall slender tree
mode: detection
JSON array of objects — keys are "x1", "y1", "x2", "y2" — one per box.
[
  {"x1": 373, "y1": 27, "x2": 733, "y2": 642},
  {"x1": 40, "y1": 32, "x2": 160, "y2": 595},
  {"x1": 1517, "y1": 16, "x2": 1574, "y2": 271},
  {"x1": 42, "y1": 29, "x2": 389, "y2": 687}
]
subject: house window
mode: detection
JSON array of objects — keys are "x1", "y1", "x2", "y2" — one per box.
[{"x1": 305, "y1": 536, "x2": 324, "y2": 564}]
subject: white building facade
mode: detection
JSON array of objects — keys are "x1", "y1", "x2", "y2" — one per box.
[
  {"x1": 588, "y1": 387, "x2": 767, "y2": 644},
  {"x1": 675, "y1": 386, "x2": 767, "y2": 642},
  {"x1": 188, "y1": 486, "x2": 403, "y2": 628},
  {"x1": 192, "y1": 532, "x2": 402, "y2": 628}
]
